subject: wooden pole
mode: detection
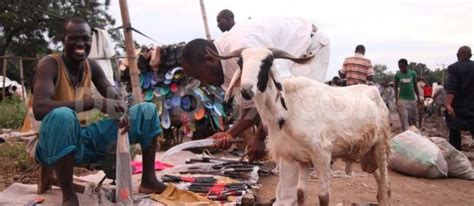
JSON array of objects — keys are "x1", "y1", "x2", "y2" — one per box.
[
  {"x1": 19, "y1": 57, "x2": 26, "y2": 98},
  {"x1": 2, "y1": 58, "x2": 6, "y2": 101},
  {"x1": 200, "y1": 0, "x2": 212, "y2": 40},
  {"x1": 119, "y1": 0, "x2": 142, "y2": 103}
]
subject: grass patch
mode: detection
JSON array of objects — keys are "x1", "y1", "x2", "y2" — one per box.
[
  {"x1": 0, "y1": 141, "x2": 36, "y2": 172},
  {"x1": 0, "y1": 96, "x2": 27, "y2": 129}
]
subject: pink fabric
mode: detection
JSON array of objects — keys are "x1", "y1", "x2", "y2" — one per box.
[{"x1": 131, "y1": 161, "x2": 174, "y2": 175}]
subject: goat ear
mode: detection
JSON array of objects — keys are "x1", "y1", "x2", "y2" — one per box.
[
  {"x1": 270, "y1": 68, "x2": 288, "y2": 111},
  {"x1": 270, "y1": 67, "x2": 284, "y2": 91},
  {"x1": 206, "y1": 47, "x2": 245, "y2": 60},
  {"x1": 224, "y1": 69, "x2": 241, "y2": 104},
  {"x1": 269, "y1": 48, "x2": 315, "y2": 64}
]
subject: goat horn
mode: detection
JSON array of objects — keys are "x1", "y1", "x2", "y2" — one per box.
[
  {"x1": 269, "y1": 48, "x2": 315, "y2": 64},
  {"x1": 206, "y1": 47, "x2": 245, "y2": 60}
]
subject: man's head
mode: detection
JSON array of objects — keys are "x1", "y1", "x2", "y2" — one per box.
[
  {"x1": 457, "y1": 46, "x2": 472, "y2": 61},
  {"x1": 398, "y1": 58, "x2": 408, "y2": 73},
  {"x1": 63, "y1": 17, "x2": 92, "y2": 62},
  {"x1": 181, "y1": 39, "x2": 224, "y2": 86},
  {"x1": 355, "y1": 45, "x2": 365, "y2": 55},
  {"x1": 217, "y1": 9, "x2": 235, "y2": 32}
]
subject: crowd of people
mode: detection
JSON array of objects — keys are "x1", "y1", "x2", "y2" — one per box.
[{"x1": 328, "y1": 44, "x2": 473, "y2": 152}]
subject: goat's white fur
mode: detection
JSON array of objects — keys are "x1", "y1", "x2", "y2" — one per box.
[{"x1": 226, "y1": 48, "x2": 391, "y2": 206}]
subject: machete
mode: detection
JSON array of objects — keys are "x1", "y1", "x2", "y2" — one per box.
[{"x1": 160, "y1": 138, "x2": 244, "y2": 160}]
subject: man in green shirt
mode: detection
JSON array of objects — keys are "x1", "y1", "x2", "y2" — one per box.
[{"x1": 394, "y1": 58, "x2": 421, "y2": 131}]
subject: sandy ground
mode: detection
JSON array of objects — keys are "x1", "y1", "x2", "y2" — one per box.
[{"x1": 255, "y1": 161, "x2": 474, "y2": 206}]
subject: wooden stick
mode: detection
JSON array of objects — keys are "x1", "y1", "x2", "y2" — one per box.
[
  {"x1": 19, "y1": 57, "x2": 26, "y2": 98},
  {"x1": 200, "y1": 0, "x2": 212, "y2": 40},
  {"x1": 119, "y1": 0, "x2": 143, "y2": 103},
  {"x1": 2, "y1": 57, "x2": 6, "y2": 101}
]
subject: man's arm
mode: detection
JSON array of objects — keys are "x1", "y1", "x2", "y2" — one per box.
[
  {"x1": 33, "y1": 57, "x2": 95, "y2": 120},
  {"x1": 89, "y1": 59, "x2": 128, "y2": 128},
  {"x1": 228, "y1": 107, "x2": 259, "y2": 138},
  {"x1": 444, "y1": 66, "x2": 457, "y2": 116},
  {"x1": 89, "y1": 59, "x2": 121, "y2": 100},
  {"x1": 367, "y1": 63, "x2": 374, "y2": 82},
  {"x1": 213, "y1": 107, "x2": 259, "y2": 148},
  {"x1": 412, "y1": 75, "x2": 421, "y2": 102},
  {"x1": 394, "y1": 75, "x2": 399, "y2": 103}
]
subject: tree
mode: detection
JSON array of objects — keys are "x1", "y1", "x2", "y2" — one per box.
[
  {"x1": 408, "y1": 62, "x2": 447, "y2": 85},
  {"x1": 0, "y1": 0, "x2": 118, "y2": 88},
  {"x1": 373, "y1": 64, "x2": 395, "y2": 83},
  {"x1": 408, "y1": 62, "x2": 430, "y2": 79}
]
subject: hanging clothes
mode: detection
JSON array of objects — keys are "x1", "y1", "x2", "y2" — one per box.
[{"x1": 89, "y1": 29, "x2": 116, "y2": 85}]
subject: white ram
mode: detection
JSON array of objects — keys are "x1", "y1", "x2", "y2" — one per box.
[{"x1": 208, "y1": 47, "x2": 391, "y2": 206}]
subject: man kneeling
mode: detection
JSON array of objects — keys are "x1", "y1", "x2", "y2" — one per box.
[{"x1": 32, "y1": 18, "x2": 166, "y2": 205}]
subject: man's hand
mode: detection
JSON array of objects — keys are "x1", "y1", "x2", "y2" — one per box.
[
  {"x1": 446, "y1": 105, "x2": 456, "y2": 117},
  {"x1": 95, "y1": 98, "x2": 127, "y2": 120},
  {"x1": 417, "y1": 98, "x2": 424, "y2": 106},
  {"x1": 212, "y1": 132, "x2": 233, "y2": 150},
  {"x1": 118, "y1": 114, "x2": 130, "y2": 134},
  {"x1": 247, "y1": 137, "x2": 266, "y2": 162}
]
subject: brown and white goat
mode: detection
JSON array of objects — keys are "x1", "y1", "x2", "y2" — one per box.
[{"x1": 208, "y1": 47, "x2": 391, "y2": 206}]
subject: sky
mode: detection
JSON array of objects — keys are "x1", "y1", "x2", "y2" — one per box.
[{"x1": 107, "y1": 0, "x2": 473, "y2": 79}]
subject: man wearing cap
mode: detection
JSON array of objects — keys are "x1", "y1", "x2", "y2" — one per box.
[
  {"x1": 32, "y1": 18, "x2": 166, "y2": 205},
  {"x1": 181, "y1": 17, "x2": 330, "y2": 161},
  {"x1": 444, "y1": 46, "x2": 474, "y2": 150}
]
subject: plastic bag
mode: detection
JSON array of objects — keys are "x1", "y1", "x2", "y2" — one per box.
[
  {"x1": 429, "y1": 137, "x2": 474, "y2": 180},
  {"x1": 390, "y1": 130, "x2": 448, "y2": 178}
]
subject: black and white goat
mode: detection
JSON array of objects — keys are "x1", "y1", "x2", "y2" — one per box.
[{"x1": 208, "y1": 47, "x2": 391, "y2": 206}]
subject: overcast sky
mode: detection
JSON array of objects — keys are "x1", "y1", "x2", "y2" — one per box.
[{"x1": 107, "y1": 0, "x2": 473, "y2": 79}]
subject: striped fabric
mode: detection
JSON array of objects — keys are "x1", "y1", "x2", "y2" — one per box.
[{"x1": 342, "y1": 53, "x2": 374, "y2": 85}]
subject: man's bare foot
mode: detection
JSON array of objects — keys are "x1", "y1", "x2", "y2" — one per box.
[
  {"x1": 62, "y1": 192, "x2": 79, "y2": 206},
  {"x1": 138, "y1": 180, "x2": 167, "y2": 194},
  {"x1": 38, "y1": 166, "x2": 53, "y2": 194}
]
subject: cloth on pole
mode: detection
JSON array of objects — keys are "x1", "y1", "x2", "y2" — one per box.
[{"x1": 89, "y1": 29, "x2": 116, "y2": 85}]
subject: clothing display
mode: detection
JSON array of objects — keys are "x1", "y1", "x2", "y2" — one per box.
[{"x1": 89, "y1": 29, "x2": 116, "y2": 85}]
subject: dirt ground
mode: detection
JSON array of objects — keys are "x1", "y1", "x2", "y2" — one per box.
[{"x1": 256, "y1": 161, "x2": 474, "y2": 206}]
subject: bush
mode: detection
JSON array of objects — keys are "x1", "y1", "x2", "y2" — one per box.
[{"x1": 0, "y1": 96, "x2": 27, "y2": 129}]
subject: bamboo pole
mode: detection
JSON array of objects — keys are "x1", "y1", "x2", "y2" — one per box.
[
  {"x1": 200, "y1": 0, "x2": 212, "y2": 40},
  {"x1": 2, "y1": 58, "x2": 6, "y2": 101},
  {"x1": 19, "y1": 57, "x2": 26, "y2": 98},
  {"x1": 119, "y1": 0, "x2": 142, "y2": 103}
]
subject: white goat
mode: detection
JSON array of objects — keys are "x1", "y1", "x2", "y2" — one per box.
[{"x1": 208, "y1": 48, "x2": 391, "y2": 206}]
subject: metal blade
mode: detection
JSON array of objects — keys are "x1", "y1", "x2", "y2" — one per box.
[{"x1": 160, "y1": 138, "x2": 215, "y2": 160}]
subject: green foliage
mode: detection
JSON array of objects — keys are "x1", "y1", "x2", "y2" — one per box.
[
  {"x1": 0, "y1": 0, "x2": 119, "y2": 90},
  {"x1": 409, "y1": 62, "x2": 447, "y2": 84},
  {"x1": 0, "y1": 96, "x2": 27, "y2": 129},
  {"x1": 373, "y1": 64, "x2": 395, "y2": 83}
]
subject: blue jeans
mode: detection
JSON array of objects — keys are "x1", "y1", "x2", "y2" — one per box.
[{"x1": 36, "y1": 102, "x2": 161, "y2": 166}]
